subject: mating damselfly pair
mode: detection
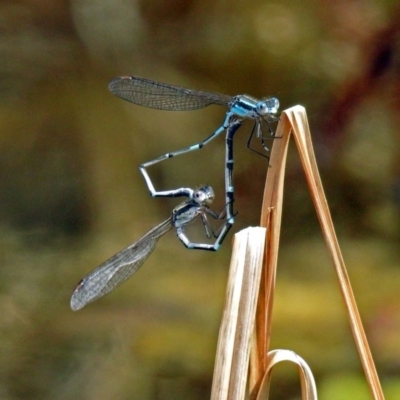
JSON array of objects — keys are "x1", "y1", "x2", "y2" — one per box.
[{"x1": 71, "y1": 75, "x2": 280, "y2": 310}]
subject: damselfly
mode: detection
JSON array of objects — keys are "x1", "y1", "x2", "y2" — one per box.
[
  {"x1": 71, "y1": 185, "x2": 226, "y2": 310},
  {"x1": 109, "y1": 76, "x2": 279, "y2": 238}
]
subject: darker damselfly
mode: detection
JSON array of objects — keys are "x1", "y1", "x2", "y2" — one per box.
[{"x1": 71, "y1": 185, "x2": 227, "y2": 310}]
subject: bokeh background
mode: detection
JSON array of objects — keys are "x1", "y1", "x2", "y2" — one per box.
[{"x1": 1, "y1": 0, "x2": 400, "y2": 399}]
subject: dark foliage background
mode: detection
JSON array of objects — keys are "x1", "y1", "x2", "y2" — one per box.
[{"x1": 1, "y1": 1, "x2": 400, "y2": 399}]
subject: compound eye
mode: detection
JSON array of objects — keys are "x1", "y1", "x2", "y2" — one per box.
[
  {"x1": 256, "y1": 102, "x2": 268, "y2": 115},
  {"x1": 194, "y1": 191, "x2": 205, "y2": 203}
]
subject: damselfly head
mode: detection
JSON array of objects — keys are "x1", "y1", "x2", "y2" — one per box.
[
  {"x1": 256, "y1": 97, "x2": 280, "y2": 116},
  {"x1": 193, "y1": 185, "x2": 215, "y2": 205}
]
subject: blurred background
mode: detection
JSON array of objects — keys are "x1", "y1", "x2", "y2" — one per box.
[{"x1": 1, "y1": 0, "x2": 400, "y2": 399}]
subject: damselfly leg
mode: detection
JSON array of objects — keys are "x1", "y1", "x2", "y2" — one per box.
[{"x1": 246, "y1": 115, "x2": 280, "y2": 158}]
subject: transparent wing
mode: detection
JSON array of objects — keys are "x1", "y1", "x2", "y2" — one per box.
[
  {"x1": 71, "y1": 219, "x2": 172, "y2": 310},
  {"x1": 108, "y1": 76, "x2": 232, "y2": 111}
]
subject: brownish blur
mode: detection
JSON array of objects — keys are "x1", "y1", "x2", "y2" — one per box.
[{"x1": 1, "y1": 1, "x2": 400, "y2": 399}]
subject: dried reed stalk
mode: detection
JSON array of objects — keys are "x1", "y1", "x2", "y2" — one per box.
[
  {"x1": 255, "y1": 350, "x2": 318, "y2": 400},
  {"x1": 210, "y1": 227, "x2": 266, "y2": 400},
  {"x1": 210, "y1": 105, "x2": 384, "y2": 400}
]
